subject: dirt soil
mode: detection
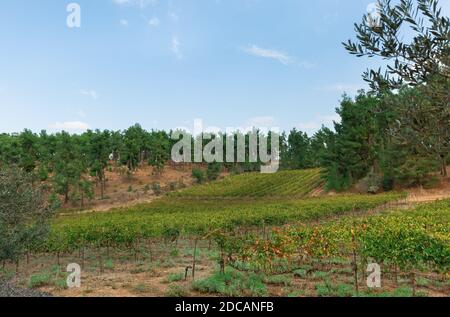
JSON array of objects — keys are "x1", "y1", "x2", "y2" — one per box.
[
  {"x1": 59, "y1": 164, "x2": 198, "y2": 215},
  {"x1": 406, "y1": 176, "x2": 450, "y2": 203}
]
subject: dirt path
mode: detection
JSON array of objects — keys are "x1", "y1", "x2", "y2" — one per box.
[{"x1": 58, "y1": 196, "x2": 161, "y2": 216}]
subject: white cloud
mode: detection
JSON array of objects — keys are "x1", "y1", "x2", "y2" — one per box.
[
  {"x1": 120, "y1": 19, "x2": 129, "y2": 27},
  {"x1": 50, "y1": 121, "x2": 90, "y2": 131},
  {"x1": 297, "y1": 114, "x2": 340, "y2": 134},
  {"x1": 148, "y1": 17, "x2": 160, "y2": 27},
  {"x1": 242, "y1": 45, "x2": 294, "y2": 65},
  {"x1": 171, "y1": 36, "x2": 182, "y2": 59},
  {"x1": 80, "y1": 89, "x2": 99, "y2": 100}
]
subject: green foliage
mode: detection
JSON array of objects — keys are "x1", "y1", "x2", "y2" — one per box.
[
  {"x1": 28, "y1": 272, "x2": 53, "y2": 289},
  {"x1": 167, "y1": 272, "x2": 185, "y2": 283},
  {"x1": 344, "y1": 0, "x2": 449, "y2": 91},
  {"x1": 175, "y1": 169, "x2": 324, "y2": 198},
  {"x1": 192, "y1": 269, "x2": 267, "y2": 297},
  {"x1": 322, "y1": 93, "x2": 382, "y2": 191},
  {"x1": 206, "y1": 163, "x2": 221, "y2": 181},
  {"x1": 166, "y1": 284, "x2": 188, "y2": 297},
  {"x1": 0, "y1": 167, "x2": 55, "y2": 263},
  {"x1": 192, "y1": 168, "x2": 205, "y2": 184},
  {"x1": 148, "y1": 131, "x2": 171, "y2": 174},
  {"x1": 42, "y1": 190, "x2": 402, "y2": 253},
  {"x1": 343, "y1": 0, "x2": 449, "y2": 179},
  {"x1": 265, "y1": 275, "x2": 292, "y2": 286},
  {"x1": 223, "y1": 199, "x2": 449, "y2": 276},
  {"x1": 316, "y1": 281, "x2": 354, "y2": 297},
  {"x1": 28, "y1": 265, "x2": 68, "y2": 289},
  {"x1": 281, "y1": 129, "x2": 314, "y2": 170}
]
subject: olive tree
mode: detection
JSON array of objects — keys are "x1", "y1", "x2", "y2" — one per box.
[
  {"x1": 0, "y1": 167, "x2": 55, "y2": 265},
  {"x1": 344, "y1": 0, "x2": 449, "y2": 176}
]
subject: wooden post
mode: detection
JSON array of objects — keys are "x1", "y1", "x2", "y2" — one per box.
[
  {"x1": 192, "y1": 238, "x2": 198, "y2": 279},
  {"x1": 99, "y1": 247, "x2": 104, "y2": 273},
  {"x1": 352, "y1": 249, "x2": 359, "y2": 295},
  {"x1": 185, "y1": 266, "x2": 192, "y2": 281}
]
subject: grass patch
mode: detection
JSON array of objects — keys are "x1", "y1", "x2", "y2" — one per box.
[
  {"x1": 312, "y1": 271, "x2": 330, "y2": 279},
  {"x1": 265, "y1": 275, "x2": 292, "y2": 287},
  {"x1": 28, "y1": 266, "x2": 69, "y2": 289},
  {"x1": 192, "y1": 269, "x2": 267, "y2": 297},
  {"x1": 293, "y1": 269, "x2": 308, "y2": 278},
  {"x1": 316, "y1": 281, "x2": 354, "y2": 297},
  {"x1": 166, "y1": 284, "x2": 188, "y2": 297},
  {"x1": 104, "y1": 259, "x2": 115, "y2": 270},
  {"x1": 131, "y1": 283, "x2": 150, "y2": 293},
  {"x1": 28, "y1": 272, "x2": 53, "y2": 289},
  {"x1": 359, "y1": 286, "x2": 421, "y2": 297},
  {"x1": 167, "y1": 272, "x2": 185, "y2": 283}
]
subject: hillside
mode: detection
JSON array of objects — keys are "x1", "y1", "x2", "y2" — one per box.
[{"x1": 171, "y1": 168, "x2": 325, "y2": 199}]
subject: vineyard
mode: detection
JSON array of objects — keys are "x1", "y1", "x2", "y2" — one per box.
[
  {"x1": 42, "y1": 192, "x2": 403, "y2": 254},
  {"x1": 214, "y1": 199, "x2": 450, "y2": 296},
  {"x1": 171, "y1": 168, "x2": 325, "y2": 198},
  {"x1": 10, "y1": 193, "x2": 447, "y2": 297},
  {"x1": 3, "y1": 165, "x2": 449, "y2": 297}
]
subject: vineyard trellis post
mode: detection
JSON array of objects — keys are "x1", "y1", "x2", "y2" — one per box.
[{"x1": 192, "y1": 237, "x2": 199, "y2": 279}]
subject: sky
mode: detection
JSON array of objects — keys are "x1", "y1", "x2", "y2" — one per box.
[{"x1": 0, "y1": 0, "x2": 448, "y2": 135}]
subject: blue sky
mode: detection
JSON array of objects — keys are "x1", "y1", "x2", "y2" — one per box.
[{"x1": 0, "y1": 0, "x2": 448, "y2": 135}]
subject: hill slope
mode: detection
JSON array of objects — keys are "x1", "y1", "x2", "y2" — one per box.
[{"x1": 171, "y1": 168, "x2": 325, "y2": 198}]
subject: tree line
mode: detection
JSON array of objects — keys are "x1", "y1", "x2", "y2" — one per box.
[
  {"x1": 0, "y1": 126, "x2": 293, "y2": 206},
  {"x1": 0, "y1": 0, "x2": 448, "y2": 204}
]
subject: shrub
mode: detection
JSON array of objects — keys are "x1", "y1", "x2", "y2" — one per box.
[
  {"x1": 0, "y1": 166, "x2": 55, "y2": 264},
  {"x1": 357, "y1": 173, "x2": 383, "y2": 194},
  {"x1": 167, "y1": 272, "x2": 184, "y2": 283},
  {"x1": 28, "y1": 272, "x2": 52, "y2": 289},
  {"x1": 192, "y1": 169, "x2": 205, "y2": 184},
  {"x1": 207, "y1": 163, "x2": 221, "y2": 181}
]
